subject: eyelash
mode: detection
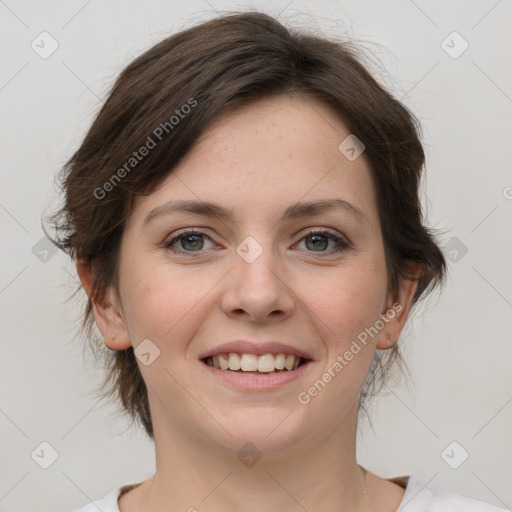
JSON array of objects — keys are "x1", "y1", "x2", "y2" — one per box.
[{"x1": 164, "y1": 228, "x2": 351, "y2": 256}]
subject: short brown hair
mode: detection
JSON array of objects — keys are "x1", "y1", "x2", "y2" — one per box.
[{"x1": 47, "y1": 10, "x2": 447, "y2": 439}]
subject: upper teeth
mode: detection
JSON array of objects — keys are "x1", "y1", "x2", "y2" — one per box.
[{"x1": 206, "y1": 353, "x2": 301, "y2": 372}]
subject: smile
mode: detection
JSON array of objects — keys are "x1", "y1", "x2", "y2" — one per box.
[{"x1": 202, "y1": 352, "x2": 310, "y2": 374}]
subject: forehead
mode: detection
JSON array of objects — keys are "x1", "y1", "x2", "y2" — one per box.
[{"x1": 129, "y1": 94, "x2": 379, "y2": 232}]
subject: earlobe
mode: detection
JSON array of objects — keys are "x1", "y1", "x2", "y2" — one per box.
[
  {"x1": 75, "y1": 260, "x2": 132, "y2": 351},
  {"x1": 377, "y1": 262, "x2": 422, "y2": 350}
]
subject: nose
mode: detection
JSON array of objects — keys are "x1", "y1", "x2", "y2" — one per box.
[{"x1": 220, "y1": 240, "x2": 295, "y2": 324}]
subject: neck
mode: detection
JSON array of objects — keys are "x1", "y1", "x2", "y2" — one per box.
[{"x1": 138, "y1": 402, "x2": 375, "y2": 512}]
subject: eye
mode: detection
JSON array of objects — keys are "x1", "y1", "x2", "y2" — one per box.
[
  {"x1": 164, "y1": 229, "x2": 215, "y2": 253},
  {"x1": 164, "y1": 228, "x2": 351, "y2": 255},
  {"x1": 295, "y1": 230, "x2": 350, "y2": 254}
]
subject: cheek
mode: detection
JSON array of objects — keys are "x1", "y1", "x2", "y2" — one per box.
[
  {"x1": 304, "y1": 254, "x2": 387, "y2": 340},
  {"x1": 295, "y1": 258, "x2": 387, "y2": 411},
  {"x1": 118, "y1": 252, "x2": 220, "y2": 351}
]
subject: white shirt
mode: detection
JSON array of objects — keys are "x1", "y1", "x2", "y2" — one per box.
[{"x1": 73, "y1": 475, "x2": 510, "y2": 511}]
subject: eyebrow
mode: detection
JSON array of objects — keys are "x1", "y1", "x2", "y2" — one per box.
[{"x1": 143, "y1": 198, "x2": 368, "y2": 226}]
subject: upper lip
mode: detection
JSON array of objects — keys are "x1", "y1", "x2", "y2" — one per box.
[{"x1": 199, "y1": 341, "x2": 314, "y2": 361}]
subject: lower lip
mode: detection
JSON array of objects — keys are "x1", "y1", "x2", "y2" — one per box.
[{"x1": 201, "y1": 361, "x2": 312, "y2": 390}]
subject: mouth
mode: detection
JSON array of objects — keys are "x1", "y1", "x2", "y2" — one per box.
[{"x1": 201, "y1": 352, "x2": 312, "y2": 375}]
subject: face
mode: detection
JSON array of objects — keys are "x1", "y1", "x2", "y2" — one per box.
[{"x1": 86, "y1": 94, "x2": 416, "y2": 456}]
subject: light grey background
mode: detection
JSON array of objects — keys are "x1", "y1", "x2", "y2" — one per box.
[{"x1": 0, "y1": 0, "x2": 511, "y2": 510}]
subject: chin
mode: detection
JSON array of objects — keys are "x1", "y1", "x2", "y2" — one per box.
[{"x1": 206, "y1": 405, "x2": 308, "y2": 456}]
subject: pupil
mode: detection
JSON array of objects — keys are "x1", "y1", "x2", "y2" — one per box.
[
  {"x1": 307, "y1": 234, "x2": 327, "y2": 251},
  {"x1": 183, "y1": 234, "x2": 203, "y2": 251}
]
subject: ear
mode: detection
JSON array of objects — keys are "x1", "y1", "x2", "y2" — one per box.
[
  {"x1": 75, "y1": 260, "x2": 132, "y2": 350},
  {"x1": 377, "y1": 262, "x2": 422, "y2": 350}
]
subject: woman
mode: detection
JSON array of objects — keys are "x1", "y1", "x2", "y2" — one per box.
[{"x1": 48, "y1": 10, "x2": 508, "y2": 512}]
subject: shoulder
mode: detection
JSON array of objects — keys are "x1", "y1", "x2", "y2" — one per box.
[
  {"x1": 71, "y1": 487, "x2": 121, "y2": 512},
  {"x1": 398, "y1": 476, "x2": 510, "y2": 512}
]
